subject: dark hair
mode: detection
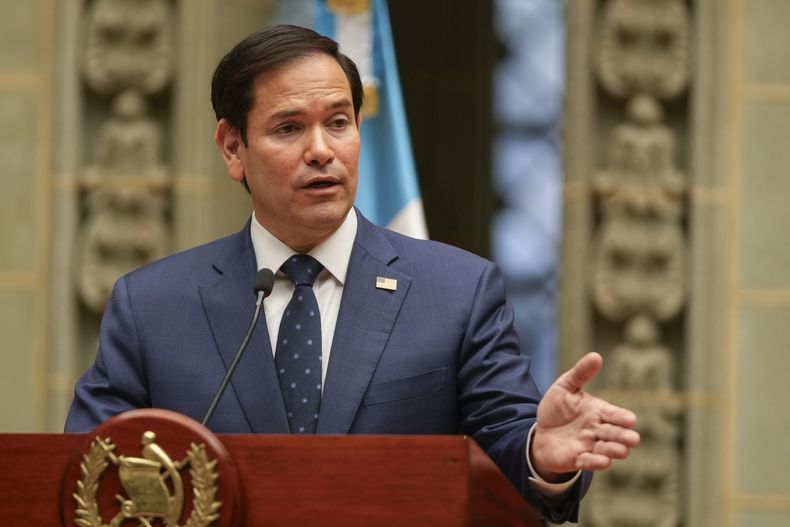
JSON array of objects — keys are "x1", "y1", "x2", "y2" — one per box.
[{"x1": 211, "y1": 24, "x2": 364, "y2": 146}]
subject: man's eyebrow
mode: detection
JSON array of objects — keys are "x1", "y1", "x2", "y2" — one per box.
[
  {"x1": 268, "y1": 99, "x2": 353, "y2": 122},
  {"x1": 328, "y1": 98, "x2": 353, "y2": 110},
  {"x1": 270, "y1": 109, "x2": 303, "y2": 121}
]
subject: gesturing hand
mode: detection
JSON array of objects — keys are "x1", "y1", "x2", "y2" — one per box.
[{"x1": 530, "y1": 352, "x2": 640, "y2": 482}]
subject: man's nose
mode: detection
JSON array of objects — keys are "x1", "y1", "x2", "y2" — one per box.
[{"x1": 304, "y1": 127, "x2": 334, "y2": 167}]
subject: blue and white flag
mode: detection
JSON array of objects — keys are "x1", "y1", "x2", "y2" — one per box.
[{"x1": 315, "y1": 0, "x2": 428, "y2": 239}]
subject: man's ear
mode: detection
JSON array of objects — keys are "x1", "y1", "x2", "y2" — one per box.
[
  {"x1": 214, "y1": 119, "x2": 245, "y2": 183},
  {"x1": 355, "y1": 112, "x2": 362, "y2": 129}
]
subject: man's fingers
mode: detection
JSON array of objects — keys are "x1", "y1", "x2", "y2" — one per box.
[
  {"x1": 594, "y1": 423, "x2": 641, "y2": 447},
  {"x1": 592, "y1": 440, "x2": 631, "y2": 460},
  {"x1": 561, "y1": 352, "x2": 603, "y2": 392},
  {"x1": 600, "y1": 403, "x2": 638, "y2": 429},
  {"x1": 575, "y1": 452, "x2": 612, "y2": 471},
  {"x1": 576, "y1": 441, "x2": 636, "y2": 470}
]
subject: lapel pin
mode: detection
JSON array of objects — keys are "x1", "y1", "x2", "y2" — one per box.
[{"x1": 376, "y1": 276, "x2": 397, "y2": 291}]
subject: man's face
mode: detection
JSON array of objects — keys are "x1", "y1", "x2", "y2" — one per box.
[{"x1": 215, "y1": 53, "x2": 360, "y2": 252}]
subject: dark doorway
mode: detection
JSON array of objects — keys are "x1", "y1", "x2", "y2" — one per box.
[{"x1": 388, "y1": 0, "x2": 495, "y2": 257}]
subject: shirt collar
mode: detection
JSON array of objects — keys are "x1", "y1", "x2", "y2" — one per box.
[{"x1": 250, "y1": 209, "x2": 357, "y2": 285}]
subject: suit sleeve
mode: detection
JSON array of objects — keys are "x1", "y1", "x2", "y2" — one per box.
[
  {"x1": 456, "y1": 261, "x2": 591, "y2": 523},
  {"x1": 64, "y1": 276, "x2": 150, "y2": 432}
]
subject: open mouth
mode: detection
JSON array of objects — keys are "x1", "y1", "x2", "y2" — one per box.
[{"x1": 306, "y1": 180, "x2": 337, "y2": 189}]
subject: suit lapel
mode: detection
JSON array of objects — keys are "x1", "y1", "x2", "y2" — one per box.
[
  {"x1": 199, "y1": 226, "x2": 289, "y2": 433},
  {"x1": 317, "y1": 214, "x2": 411, "y2": 433}
]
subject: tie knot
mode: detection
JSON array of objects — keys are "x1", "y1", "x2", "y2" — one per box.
[{"x1": 281, "y1": 254, "x2": 323, "y2": 287}]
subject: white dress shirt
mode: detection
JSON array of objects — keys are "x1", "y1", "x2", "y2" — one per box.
[{"x1": 250, "y1": 210, "x2": 357, "y2": 385}]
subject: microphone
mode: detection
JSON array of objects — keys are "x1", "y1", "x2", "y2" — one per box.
[{"x1": 201, "y1": 267, "x2": 275, "y2": 427}]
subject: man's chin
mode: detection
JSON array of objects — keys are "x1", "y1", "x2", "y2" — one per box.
[{"x1": 304, "y1": 203, "x2": 352, "y2": 229}]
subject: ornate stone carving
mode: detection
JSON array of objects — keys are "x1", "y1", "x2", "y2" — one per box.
[
  {"x1": 586, "y1": 1, "x2": 691, "y2": 525},
  {"x1": 83, "y1": 0, "x2": 173, "y2": 95},
  {"x1": 78, "y1": 90, "x2": 170, "y2": 312},
  {"x1": 595, "y1": 0, "x2": 690, "y2": 99},
  {"x1": 594, "y1": 95, "x2": 685, "y2": 220},
  {"x1": 589, "y1": 316, "x2": 682, "y2": 527},
  {"x1": 591, "y1": 95, "x2": 686, "y2": 322},
  {"x1": 607, "y1": 315, "x2": 675, "y2": 391},
  {"x1": 77, "y1": 0, "x2": 173, "y2": 313},
  {"x1": 591, "y1": 215, "x2": 685, "y2": 322}
]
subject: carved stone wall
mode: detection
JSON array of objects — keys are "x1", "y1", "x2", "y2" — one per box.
[
  {"x1": 588, "y1": 3, "x2": 689, "y2": 525},
  {"x1": 562, "y1": 1, "x2": 692, "y2": 525},
  {"x1": 560, "y1": 0, "x2": 790, "y2": 524},
  {"x1": 46, "y1": 0, "x2": 273, "y2": 430},
  {"x1": 77, "y1": 0, "x2": 174, "y2": 314}
]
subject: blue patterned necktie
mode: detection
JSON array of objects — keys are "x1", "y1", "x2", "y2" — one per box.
[{"x1": 275, "y1": 254, "x2": 324, "y2": 433}]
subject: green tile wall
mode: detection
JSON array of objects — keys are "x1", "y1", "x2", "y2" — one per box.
[
  {"x1": 0, "y1": 289, "x2": 37, "y2": 431},
  {"x1": 743, "y1": 0, "x2": 790, "y2": 83},
  {"x1": 734, "y1": 509, "x2": 790, "y2": 527},
  {"x1": 0, "y1": 91, "x2": 40, "y2": 272},
  {"x1": 735, "y1": 305, "x2": 790, "y2": 494},
  {"x1": 0, "y1": 2, "x2": 40, "y2": 72},
  {"x1": 739, "y1": 101, "x2": 790, "y2": 289}
]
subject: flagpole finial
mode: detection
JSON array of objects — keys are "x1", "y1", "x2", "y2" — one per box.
[
  {"x1": 327, "y1": 0, "x2": 370, "y2": 16},
  {"x1": 362, "y1": 83, "x2": 380, "y2": 117}
]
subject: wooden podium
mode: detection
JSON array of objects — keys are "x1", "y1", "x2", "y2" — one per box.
[{"x1": 0, "y1": 410, "x2": 542, "y2": 526}]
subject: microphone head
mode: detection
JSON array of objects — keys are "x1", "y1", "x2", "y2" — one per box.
[{"x1": 254, "y1": 268, "x2": 275, "y2": 297}]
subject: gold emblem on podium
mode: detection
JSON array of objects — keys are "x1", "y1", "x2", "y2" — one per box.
[{"x1": 73, "y1": 431, "x2": 221, "y2": 527}]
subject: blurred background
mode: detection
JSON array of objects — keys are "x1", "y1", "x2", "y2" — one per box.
[{"x1": 1, "y1": 0, "x2": 789, "y2": 525}]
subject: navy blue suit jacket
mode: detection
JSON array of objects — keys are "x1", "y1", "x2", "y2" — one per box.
[{"x1": 66, "y1": 210, "x2": 588, "y2": 522}]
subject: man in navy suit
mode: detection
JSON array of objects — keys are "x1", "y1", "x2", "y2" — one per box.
[{"x1": 66, "y1": 25, "x2": 639, "y2": 523}]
